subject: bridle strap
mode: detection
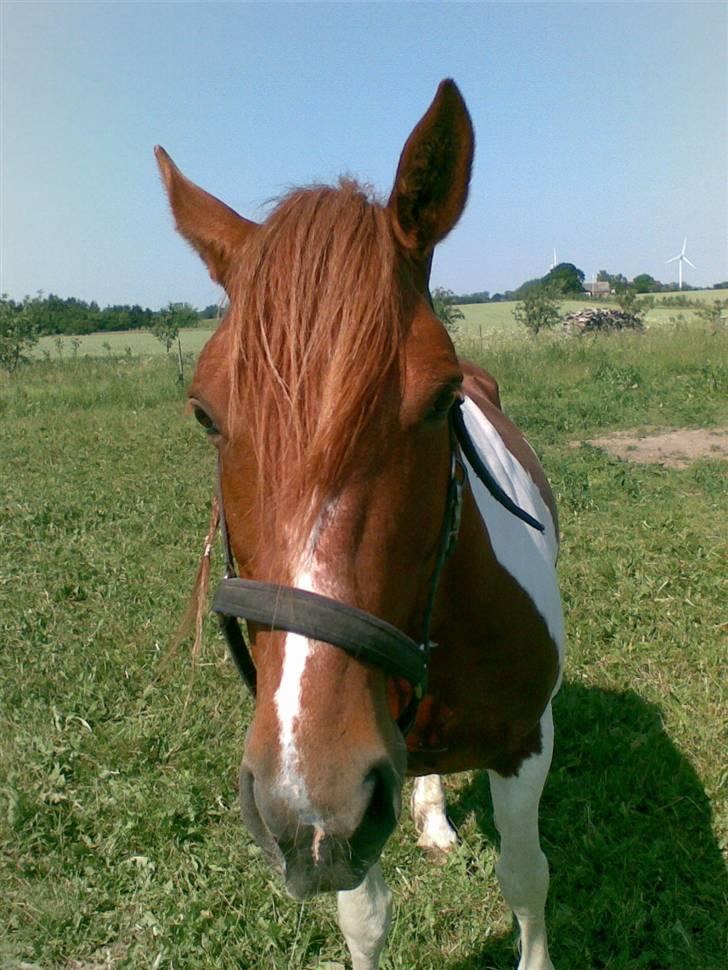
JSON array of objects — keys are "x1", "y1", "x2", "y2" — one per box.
[
  {"x1": 417, "y1": 427, "x2": 467, "y2": 653},
  {"x1": 213, "y1": 580, "x2": 428, "y2": 689},
  {"x1": 214, "y1": 465, "x2": 259, "y2": 693},
  {"x1": 216, "y1": 464, "x2": 237, "y2": 581},
  {"x1": 450, "y1": 402, "x2": 545, "y2": 533}
]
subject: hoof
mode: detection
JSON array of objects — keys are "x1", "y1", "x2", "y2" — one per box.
[
  {"x1": 418, "y1": 842, "x2": 454, "y2": 865},
  {"x1": 414, "y1": 814, "x2": 459, "y2": 862}
]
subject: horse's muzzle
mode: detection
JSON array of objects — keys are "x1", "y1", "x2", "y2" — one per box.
[{"x1": 239, "y1": 760, "x2": 401, "y2": 899}]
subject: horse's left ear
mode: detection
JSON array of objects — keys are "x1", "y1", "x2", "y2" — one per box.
[
  {"x1": 155, "y1": 145, "x2": 257, "y2": 292},
  {"x1": 388, "y1": 79, "x2": 474, "y2": 260}
]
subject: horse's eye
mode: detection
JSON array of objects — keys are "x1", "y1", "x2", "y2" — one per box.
[
  {"x1": 193, "y1": 405, "x2": 219, "y2": 436},
  {"x1": 429, "y1": 387, "x2": 459, "y2": 420}
]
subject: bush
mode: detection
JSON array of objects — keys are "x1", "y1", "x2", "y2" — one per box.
[
  {"x1": 695, "y1": 299, "x2": 728, "y2": 330},
  {"x1": 513, "y1": 286, "x2": 561, "y2": 335},
  {"x1": 151, "y1": 302, "x2": 197, "y2": 352},
  {"x1": 431, "y1": 287, "x2": 465, "y2": 334},
  {"x1": 0, "y1": 294, "x2": 41, "y2": 372}
]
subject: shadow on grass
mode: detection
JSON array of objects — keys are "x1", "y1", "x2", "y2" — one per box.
[{"x1": 445, "y1": 681, "x2": 726, "y2": 970}]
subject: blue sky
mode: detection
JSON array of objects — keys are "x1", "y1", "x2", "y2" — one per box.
[{"x1": 2, "y1": 1, "x2": 726, "y2": 309}]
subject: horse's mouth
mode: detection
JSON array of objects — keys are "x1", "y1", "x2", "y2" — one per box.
[
  {"x1": 282, "y1": 837, "x2": 370, "y2": 899},
  {"x1": 239, "y1": 763, "x2": 398, "y2": 898}
]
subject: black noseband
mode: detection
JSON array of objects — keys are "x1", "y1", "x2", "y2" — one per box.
[{"x1": 213, "y1": 580, "x2": 428, "y2": 687}]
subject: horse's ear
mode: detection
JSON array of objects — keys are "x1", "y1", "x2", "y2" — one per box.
[
  {"x1": 388, "y1": 79, "x2": 474, "y2": 260},
  {"x1": 155, "y1": 146, "x2": 256, "y2": 292}
]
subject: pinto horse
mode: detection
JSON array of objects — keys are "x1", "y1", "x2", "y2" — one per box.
[{"x1": 156, "y1": 80, "x2": 564, "y2": 970}]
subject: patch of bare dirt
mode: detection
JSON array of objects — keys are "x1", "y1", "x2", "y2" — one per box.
[{"x1": 574, "y1": 427, "x2": 728, "y2": 468}]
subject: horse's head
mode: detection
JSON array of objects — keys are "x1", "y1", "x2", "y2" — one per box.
[{"x1": 157, "y1": 80, "x2": 474, "y2": 898}]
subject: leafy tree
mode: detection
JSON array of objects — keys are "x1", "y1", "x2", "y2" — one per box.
[
  {"x1": 513, "y1": 286, "x2": 561, "y2": 335},
  {"x1": 616, "y1": 287, "x2": 651, "y2": 324},
  {"x1": 151, "y1": 302, "x2": 198, "y2": 383},
  {"x1": 543, "y1": 262, "x2": 585, "y2": 295},
  {"x1": 513, "y1": 277, "x2": 543, "y2": 299},
  {"x1": 597, "y1": 270, "x2": 628, "y2": 293},
  {"x1": 632, "y1": 273, "x2": 658, "y2": 294},
  {"x1": 0, "y1": 294, "x2": 41, "y2": 372},
  {"x1": 431, "y1": 287, "x2": 465, "y2": 334},
  {"x1": 151, "y1": 302, "x2": 197, "y2": 352}
]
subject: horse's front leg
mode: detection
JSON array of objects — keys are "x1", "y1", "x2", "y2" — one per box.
[
  {"x1": 336, "y1": 862, "x2": 392, "y2": 970},
  {"x1": 411, "y1": 774, "x2": 458, "y2": 857},
  {"x1": 488, "y1": 703, "x2": 555, "y2": 970}
]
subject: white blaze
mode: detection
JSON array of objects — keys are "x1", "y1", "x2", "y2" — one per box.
[{"x1": 274, "y1": 568, "x2": 321, "y2": 815}]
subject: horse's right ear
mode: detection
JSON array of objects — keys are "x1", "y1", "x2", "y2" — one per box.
[
  {"x1": 388, "y1": 79, "x2": 474, "y2": 261},
  {"x1": 155, "y1": 146, "x2": 257, "y2": 292}
]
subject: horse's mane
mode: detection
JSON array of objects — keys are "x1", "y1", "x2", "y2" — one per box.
[{"x1": 227, "y1": 179, "x2": 412, "y2": 562}]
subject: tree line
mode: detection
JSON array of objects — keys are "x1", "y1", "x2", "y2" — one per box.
[
  {"x1": 0, "y1": 292, "x2": 219, "y2": 337},
  {"x1": 451, "y1": 269, "x2": 728, "y2": 304},
  {"x1": 0, "y1": 293, "x2": 218, "y2": 373}
]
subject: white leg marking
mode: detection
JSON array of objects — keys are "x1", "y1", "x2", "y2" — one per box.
[
  {"x1": 337, "y1": 863, "x2": 392, "y2": 970},
  {"x1": 411, "y1": 775, "x2": 458, "y2": 855},
  {"x1": 488, "y1": 703, "x2": 555, "y2": 970}
]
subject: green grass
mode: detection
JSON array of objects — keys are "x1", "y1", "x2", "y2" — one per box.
[
  {"x1": 35, "y1": 327, "x2": 216, "y2": 359},
  {"x1": 1, "y1": 326, "x2": 726, "y2": 969},
  {"x1": 649, "y1": 288, "x2": 728, "y2": 305},
  {"x1": 455, "y1": 295, "x2": 717, "y2": 340}
]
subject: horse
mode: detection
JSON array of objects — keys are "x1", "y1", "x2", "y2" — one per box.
[{"x1": 156, "y1": 79, "x2": 564, "y2": 970}]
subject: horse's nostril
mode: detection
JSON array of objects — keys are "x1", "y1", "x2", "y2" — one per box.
[{"x1": 362, "y1": 761, "x2": 400, "y2": 832}]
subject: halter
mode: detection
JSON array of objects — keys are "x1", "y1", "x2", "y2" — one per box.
[{"x1": 211, "y1": 400, "x2": 543, "y2": 736}]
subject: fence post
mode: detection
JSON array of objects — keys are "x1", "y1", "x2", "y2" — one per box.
[{"x1": 176, "y1": 335, "x2": 184, "y2": 385}]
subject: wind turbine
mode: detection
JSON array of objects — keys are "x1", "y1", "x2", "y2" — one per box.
[{"x1": 666, "y1": 237, "x2": 696, "y2": 289}]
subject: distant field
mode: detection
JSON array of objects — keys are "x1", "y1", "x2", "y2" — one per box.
[
  {"x1": 36, "y1": 327, "x2": 216, "y2": 358},
  {"x1": 650, "y1": 288, "x2": 727, "y2": 305},
  {"x1": 456, "y1": 292, "x2": 722, "y2": 339},
  {"x1": 32, "y1": 289, "x2": 725, "y2": 359}
]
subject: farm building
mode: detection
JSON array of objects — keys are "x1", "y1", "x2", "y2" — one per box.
[{"x1": 583, "y1": 280, "x2": 612, "y2": 297}]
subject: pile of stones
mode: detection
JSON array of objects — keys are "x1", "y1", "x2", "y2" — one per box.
[{"x1": 562, "y1": 306, "x2": 646, "y2": 335}]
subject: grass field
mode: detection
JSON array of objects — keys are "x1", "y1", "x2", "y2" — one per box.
[
  {"x1": 33, "y1": 288, "x2": 726, "y2": 359},
  {"x1": 649, "y1": 288, "x2": 728, "y2": 305},
  {"x1": 454, "y1": 294, "x2": 722, "y2": 340},
  {"x1": 36, "y1": 327, "x2": 216, "y2": 359},
  {"x1": 1, "y1": 323, "x2": 726, "y2": 969}
]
